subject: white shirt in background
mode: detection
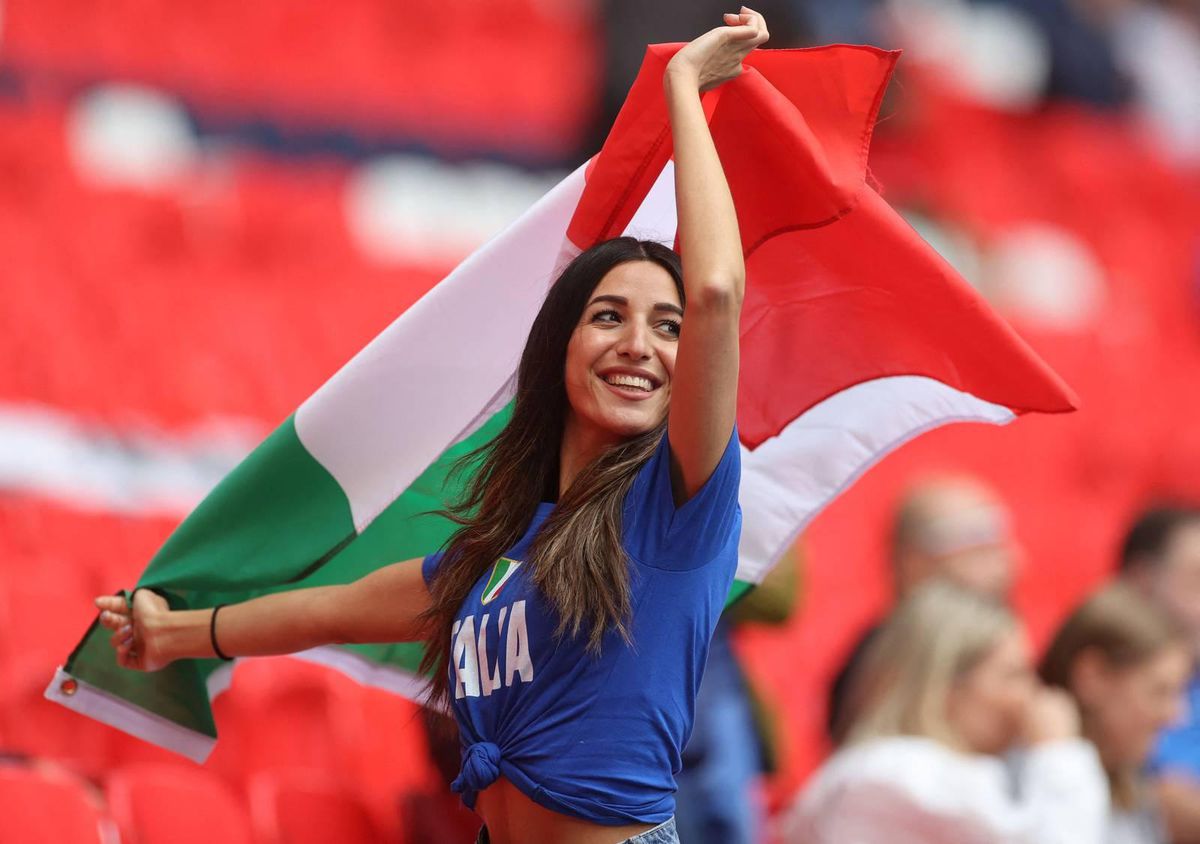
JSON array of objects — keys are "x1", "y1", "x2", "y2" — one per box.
[{"x1": 779, "y1": 736, "x2": 1109, "y2": 844}]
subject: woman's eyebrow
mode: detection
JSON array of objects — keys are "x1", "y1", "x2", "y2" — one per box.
[{"x1": 586, "y1": 294, "x2": 683, "y2": 318}]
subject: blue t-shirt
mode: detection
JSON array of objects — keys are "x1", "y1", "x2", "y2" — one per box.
[
  {"x1": 422, "y1": 428, "x2": 742, "y2": 825},
  {"x1": 1150, "y1": 668, "x2": 1200, "y2": 780}
]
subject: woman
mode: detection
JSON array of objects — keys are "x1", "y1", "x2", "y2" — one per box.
[
  {"x1": 1040, "y1": 583, "x2": 1191, "y2": 844},
  {"x1": 782, "y1": 581, "x2": 1110, "y2": 844},
  {"x1": 94, "y1": 9, "x2": 769, "y2": 844}
]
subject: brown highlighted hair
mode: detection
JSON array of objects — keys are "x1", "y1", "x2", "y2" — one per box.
[
  {"x1": 418, "y1": 237, "x2": 684, "y2": 709},
  {"x1": 1039, "y1": 583, "x2": 1186, "y2": 809}
]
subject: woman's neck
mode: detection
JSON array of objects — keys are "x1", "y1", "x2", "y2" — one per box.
[{"x1": 558, "y1": 414, "x2": 621, "y2": 499}]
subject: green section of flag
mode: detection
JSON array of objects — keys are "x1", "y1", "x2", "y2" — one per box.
[
  {"x1": 725, "y1": 578, "x2": 753, "y2": 607},
  {"x1": 66, "y1": 611, "x2": 220, "y2": 738},
  {"x1": 139, "y1": 416, "x2": 356, "y2": 594},
  {"x1": 63, "y1": 406, "x2": 515, "y2": 735}
]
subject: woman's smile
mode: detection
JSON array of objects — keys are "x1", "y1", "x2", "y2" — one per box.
[
  {"x1": 563, "y1": 260, "x2": 681, "y2": 442},
  {"x1": 598, "y1": 367, "x2": 663, "y2": 400}
]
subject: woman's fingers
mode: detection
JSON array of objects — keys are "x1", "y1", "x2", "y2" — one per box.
[
  {"x1": 722, "y1": 10, "x2": 768, "y2": 47},
  {"x1": 96, "y1": 593, "x2": 138, "y2": 667},
  {"x1": 735, "y1": 7, "x2": 768, "y2": 43},
  {"x1": 97, "y1": 608, "x2": 130, "y2": 631},
  {"x1": 116, "y1": 636, "x2": 140, "y2": 671},
  {"x1": 726, "y1": 20, "x2": 759, "y2": 40},
  {"x1": 109, "y1": 624, "x2": 133, "y2": 648},
  {"x1": 95, "y1": 595, "x2": 127, "y2": 614}
]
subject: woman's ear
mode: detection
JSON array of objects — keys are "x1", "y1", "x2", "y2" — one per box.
[{"x1": 1068, "y1": 646, "x2": 1112, "y2": 708}]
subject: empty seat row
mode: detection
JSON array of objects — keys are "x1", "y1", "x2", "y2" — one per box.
[
  {"x1": 1, "y1": 0, "x2": 596, "y2": 159},
  {"x1": 0, "y1": 760, "x2": 419, "y2": 844}
]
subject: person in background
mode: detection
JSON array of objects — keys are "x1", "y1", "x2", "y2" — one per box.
[
  {"x1": 1118, "y1": 505, "x2": 1200, "y2": 843},
  {"x1": 1040, "y1": 583, "x2": 1191, "y2": 844},
  {"x1": 674, "y1": 545, "x2": 801, "y2": 844},
  {"x1": 828, "y1": 474, "x2": 1022, "y2": 743},
  {"x1": 782, "y1": 581, "x2": 1109, "y2": 843}
]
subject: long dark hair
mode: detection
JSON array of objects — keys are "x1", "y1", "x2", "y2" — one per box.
[{"x1": 418, "y1": 237, "x2": 684, "y2": 708}]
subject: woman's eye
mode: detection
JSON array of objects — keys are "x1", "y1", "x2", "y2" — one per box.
[
  {"x1": 658, "y1": 319, "x2": 681, "y2": 337},
  {"x1": 591, "y1": 309, "x2": 621, "y2": 324}
]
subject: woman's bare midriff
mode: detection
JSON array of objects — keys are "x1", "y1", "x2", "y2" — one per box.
[{"x1": 475, "y1": 776, "x2": 657, "y2": 844}]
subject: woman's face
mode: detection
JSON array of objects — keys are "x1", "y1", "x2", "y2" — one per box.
[
  {"x1": 1079, "y1": 644, "x2": 1190, "y2": 769},
  {"x1": 947, "y1": 628, "x2": 1037, "y2": 755},
  {"x1": 563, "y1": 260, "x2": 681, "y2": 444}
]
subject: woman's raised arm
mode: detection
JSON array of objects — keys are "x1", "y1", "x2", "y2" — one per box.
[
  {"x1": 663, "y1": 8, "x2": 767, "y2": 502},
  {"x1": 95, "y1": 558, "x2": 430, "y2": 672}
]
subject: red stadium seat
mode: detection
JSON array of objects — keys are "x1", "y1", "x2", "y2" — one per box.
[
  {"x1": 0, "y1": 557, "x2": 117, "y2": 777},
  {"x1": 248, "y1": 770, "x2": 386, "y2": 844},
  {"x1": 0, "y1": 763, "x2": 110, "y2": 843},
  {"x1": 0, "y1": 657, "x2": 115, "y2": 779},
  {"x1": 106, "y1": 762, "x2": 252, "y2": 844},
  {"x1": 0, "y1": 102, "x2": 443, "y2": 430},
  {"x1": 350, "y1": 687, "x2": 443, "y2": 840},
  {"x1": 205, "y1": 658, "x2": 366, "y2": 787},
  {"x1": 0, "y1": 550, "x2": 95, "y2": 672}
]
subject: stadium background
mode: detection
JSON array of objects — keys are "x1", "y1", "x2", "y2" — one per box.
[{"x1": 1, "y1": 0, "x2": 1198, "y2": 841}]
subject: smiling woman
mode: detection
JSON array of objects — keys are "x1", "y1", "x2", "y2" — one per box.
[
  {"x1": 95, "y1": 8, "x2": 768, "y2": 844},
  {"x1": 563, "y1": 252, "x2": 683, "y2": 481}
]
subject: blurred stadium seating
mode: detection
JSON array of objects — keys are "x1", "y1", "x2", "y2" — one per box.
[
  {"x1": 1, "y1": 0, "x2": 597, "y2": 163},
  {"x1": 0, "y1": 763, "x2": 112, "y2": 843},
  {"x1": 106, "y1": 762, "x2": 254, "y2": 844},
  {"x1": 249, "y1": 769, "x2": 387, "y2": 844}
]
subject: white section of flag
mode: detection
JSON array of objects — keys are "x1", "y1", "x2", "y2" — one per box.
[
  {"x1": 736, "y1": 375, "x2": 1015, "y2": 585},
  {"x1": 295, "y1": 165, "x2": 588, "y2": 533},
  {"x1": 295, "y1": 160, "x2": 682, "y2": 535}
]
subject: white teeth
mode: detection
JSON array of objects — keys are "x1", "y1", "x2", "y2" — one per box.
[{"x1": 605, "y1": 373, "x2": 653, "y2": 391}]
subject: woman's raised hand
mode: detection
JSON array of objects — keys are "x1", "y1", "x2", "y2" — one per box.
[
  {"x1": 95, "y1": 590, "x2": 172, "y2": 672},
  {"x1": 666, "y1": 7, "x2": 769, "y2": 93},
  {"x1": 1023, "y1": 686, "x2": 1082, "y2": 745}
]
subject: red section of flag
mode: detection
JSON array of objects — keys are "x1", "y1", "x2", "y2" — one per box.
[
  {"x1": 569, "y1": 44, "x2": 679, "y2": 246},
  {"x1": 570, "y1": 45, "x2": 1078, "y2": 449}
]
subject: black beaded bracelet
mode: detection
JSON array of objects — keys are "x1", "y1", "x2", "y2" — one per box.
[{"x1": 210, "y1": 603, "x2": 234, "y2": 662}]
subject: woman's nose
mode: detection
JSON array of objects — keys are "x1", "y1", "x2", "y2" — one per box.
[{"x1": 615, "y1": 324, "x2": 652, "y2": 359}]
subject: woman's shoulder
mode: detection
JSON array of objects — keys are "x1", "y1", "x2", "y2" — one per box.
[{"x1": 622, "y1": 427, "x2": 742, "y2": 573}]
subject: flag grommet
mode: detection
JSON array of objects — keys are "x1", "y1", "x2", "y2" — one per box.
[{"x1": 60, "y1": 678, "x2": 78, "y2": 696}]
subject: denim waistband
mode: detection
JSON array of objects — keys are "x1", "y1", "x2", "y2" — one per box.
[{"x1": 475, "y1": 816, "x2": 678, "y2": 844}]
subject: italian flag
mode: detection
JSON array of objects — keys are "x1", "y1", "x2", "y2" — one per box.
[{"x1": 47, "y1": 44, "x2": 1076, "y2": 762}]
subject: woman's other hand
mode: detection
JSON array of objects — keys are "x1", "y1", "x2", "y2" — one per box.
[
  {"x1": 666, "y1": 7, "x2": 770, "y2": 93},
  {"x1": 95, "y1": 590, "x2": 172, "y2": 672},
  {"x1": 1023, "y1": 686, "x2": 1082, "y2": 745}
]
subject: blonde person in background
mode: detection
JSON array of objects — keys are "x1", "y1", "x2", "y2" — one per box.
[
  {"x1": 1040, "y1": 584, "x2": 1191, "y2": 844},
  {"x1": 827, "y1": 474, "x2": 1023, "y2": 743},
  {"x1": 783, "y1": 581, "x2": 1109, "y2": 844}
]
